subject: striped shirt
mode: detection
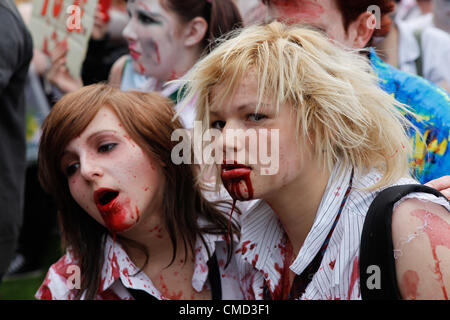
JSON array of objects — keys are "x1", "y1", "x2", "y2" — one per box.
[
  {"x1": 35, "y1": 232, "x2": 244, "y2": 300},
  {"x1": 236, "y1": 162, "x2": 449, "y2": 300}
]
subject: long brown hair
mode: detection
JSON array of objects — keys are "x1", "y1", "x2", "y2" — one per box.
[{"x1": 38, "y1": 84, "x2": 237, "y2": 299}]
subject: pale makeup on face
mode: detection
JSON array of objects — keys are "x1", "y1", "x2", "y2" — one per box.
[
  {"x1": 60, "y1": 107, "x2": 164, "y2": 233},
  {"x1": 122, "y1": 0, "x2": 182, "y2": 81},
  {"x1": 209, "y1": 72, "x2": 312, "y2": 202}
]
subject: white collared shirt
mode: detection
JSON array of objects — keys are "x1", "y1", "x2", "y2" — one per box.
[
  {"x1": 35, "y1": 232, "x2": 244, "y2": 300},
  {"x1": 236, "y1": 162, "x2": 449, "y2": 300}
]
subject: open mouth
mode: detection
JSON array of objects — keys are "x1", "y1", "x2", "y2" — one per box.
[
  {"x1": 221, "y1": 162, "x2": 251, "y2": 171},
  {"x1": 94, "y1": 189, "x2": 120, "y2": 208},
  {"x1": 220, "y1": 161, "x2": 254, "y2": 200},
  {"x1": 221, "y1": 162, "x2": 252, "y2": 180}
]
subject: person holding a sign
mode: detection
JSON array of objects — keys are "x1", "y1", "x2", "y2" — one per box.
[
  {"x1": 108, "y1": 0, "x2": 243, "y2": 128},
  {"x1": 35, "y1": 84, "x2": 243, "y2": 300}
]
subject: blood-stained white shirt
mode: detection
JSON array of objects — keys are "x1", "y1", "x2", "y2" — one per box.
[
  {"x1": 236, "y1": 162, "x2": 450, "y2": 300},
  {"x1": 35, "y1": 231, "x2": 244, "y2": 300}
]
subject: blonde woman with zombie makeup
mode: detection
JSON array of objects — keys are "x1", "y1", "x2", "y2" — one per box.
[
  {"x1": 35, "y1": 84, "x2": 242, "y2": 300},
  {"x1": 180, "y1": 22, "x2": 450, "y2": 300},
  {"x1": 108, "y1": 0, "x2": 242, "y2": 128}
]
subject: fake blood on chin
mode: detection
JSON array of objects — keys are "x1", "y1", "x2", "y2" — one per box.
[
  {"x1": 220, "y1": 163, "x2": 255, "y2": 243},
  {"x1": 94, "y1": 188, "x2": 138, "y2": 233},
  {"x1": 221, "y1": 163, "x2": 254, "y2": 201}
]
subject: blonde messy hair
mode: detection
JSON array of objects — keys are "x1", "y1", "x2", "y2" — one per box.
[{"x1": 178, "y1": 21, "x2": 416, "y2": 189}]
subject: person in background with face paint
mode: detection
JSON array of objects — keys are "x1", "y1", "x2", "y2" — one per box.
[
  {"x1": 261, "y1": 0, "x2": 450, "y2": 198},
  {"x1": 35, "y1": 84, "x2": 243, "y2": 300},
  {"x1": 181, "y1": 21, "x2": 450, "y2": 300},
  {"x1": 108, "y1": 0, "x2": 242, "y2": 128}
]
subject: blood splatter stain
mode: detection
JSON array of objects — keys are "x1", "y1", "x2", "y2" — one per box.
[{"x1": 402, "y1": 270, "x2": 420, "y2": 300}]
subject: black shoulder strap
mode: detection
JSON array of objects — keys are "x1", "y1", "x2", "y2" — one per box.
[
  {"x1": 359, "y1": 184, "x2": 447, "y2": 300},
  {"x1": 128, "y1": 287, "x2": 159, "y2": 300},
  {"x1": 207, "y1": 252, "x2": 222, "y2": 300}
]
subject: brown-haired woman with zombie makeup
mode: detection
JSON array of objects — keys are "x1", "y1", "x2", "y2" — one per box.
[
  {"x1": 108, "y1": 0, "x2": 243, "y2": 128},
  {"x1": 35, "y1": 84, "x2": 241, "y2": 300}
]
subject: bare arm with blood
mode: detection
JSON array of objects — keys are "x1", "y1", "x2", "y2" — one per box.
[{"x1": 392, "y1": 198, "x2": 450, "y2": 299}]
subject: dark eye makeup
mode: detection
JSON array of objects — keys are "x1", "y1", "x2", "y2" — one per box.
[{"x1": 137, "y1": 11, "x2": 162, "y2": 25}]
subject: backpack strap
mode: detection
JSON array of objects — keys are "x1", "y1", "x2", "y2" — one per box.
[
  {"x1": 359, "y1": 184, "x2": 447, "y2": 300},
  {"x1": 207, "y1": 252, "x2": 222, "y2": 300}
]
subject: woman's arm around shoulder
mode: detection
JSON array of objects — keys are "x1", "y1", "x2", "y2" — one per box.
[{"x1": 392, "y1": 197, "x2": 450, "y2": 300}]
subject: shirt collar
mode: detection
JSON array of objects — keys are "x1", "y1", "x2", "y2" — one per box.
[
  {"x1": 238, "y1": 198, "x2": 285, "y2": 293},
  {"x1": 289, "y1": 162, "x2": 353, "y2": 274},
  {"x1": 99, "y1": 235, "x2": 159, "y2": 297},
  {"x1": 238, "y1": 162, "x2": 353, "y2": 293},
  {"x1": 99, "y1": 231, "x2": 230, "y2": 296}
]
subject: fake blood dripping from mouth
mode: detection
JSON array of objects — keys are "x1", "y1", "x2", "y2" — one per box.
[
  {"x1": 221, "y1": 162, "x2": 254, "y2": 243},
  {"x1": 221, "y1": 162, "x2": 254, "y2": 201},
  {"x1": 94, "y1": 188, "x2": 139, "y2": 233}
]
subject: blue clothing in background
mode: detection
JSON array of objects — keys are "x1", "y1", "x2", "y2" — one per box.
[{"x1": 370, "y1": 48, "x2": 450, "y2": 183}]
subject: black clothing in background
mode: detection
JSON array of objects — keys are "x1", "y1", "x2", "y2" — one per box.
[
  {"x1": 81, "y1": 34, "x2": 128, "y2": 85},
  {"x1": 0, "y1": 0, "x2": 33, "y2": 281}
]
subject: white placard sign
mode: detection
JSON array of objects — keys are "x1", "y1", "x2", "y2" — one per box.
[{"x1": 29, "y1": 0, "x2": 98, "y2": 78}]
